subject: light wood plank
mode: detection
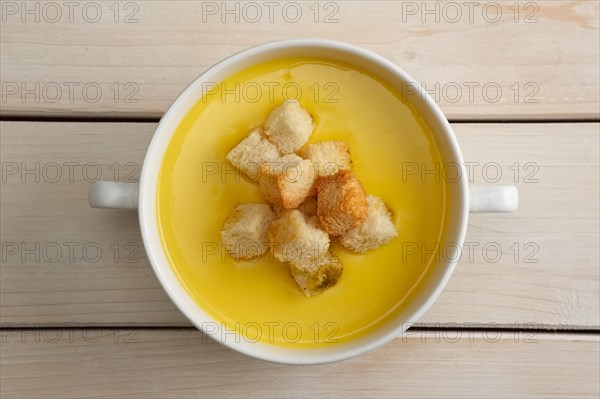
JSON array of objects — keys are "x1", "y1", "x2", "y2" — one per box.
[
  {"x1": 0, "y1": 1, "x2": 598, "y2": 119},
  {"x1": 1, "y1": 329, "x2": 598, "y2": 399},
  {"x1": 1, "y1": 121, "x2": 598, "y2": 328}
]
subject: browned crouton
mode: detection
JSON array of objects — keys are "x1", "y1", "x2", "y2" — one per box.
[
  {"x1": 288, "y1": 252, "x2": 343, "y2": 297},
  {"x1": 298, "y1": 141, "x2": 351, "y2": 177},
  {"x1": 316, "y1": 170, "x2": 368, "y2": 236},
  {"x1": 259, "y1": 154, "x2": 315, "y2": 209},
  {"x1": 226, "y1": 128, "x2": 280, "y2": 180},
  {"x1": 220, "y1": 203, "x2": 276, "y2": 261},
  {"x1": 296, "y1": 196, "x2": 317, "y2": 218},
  {"x1": 340, "y1": 195, "x2": 398, "y2": 253},
  {"x1": 268, "y1": 210, "x2": 329, "y2": 264},
  {"x1": 264, "y1": 101, "x2": 314, "y2": 154}
]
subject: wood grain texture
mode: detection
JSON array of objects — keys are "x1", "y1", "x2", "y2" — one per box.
[
  {"x1": 1, "y1": 329, "x2": 598, "y2": 399},
  {"x1": 1, "y1": 121, "x2": 598, "y2": 328},
  {"x1": 0, "y1": 0, "x2": 598, "y2": 119}
]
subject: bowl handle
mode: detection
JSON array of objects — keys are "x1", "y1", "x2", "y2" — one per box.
[
  {"x1": 469, "y1": 186, "x2": 518, "y2": 213},
  {"x1": 88, "y1": 181, "x2": 139, "y2": 209}
]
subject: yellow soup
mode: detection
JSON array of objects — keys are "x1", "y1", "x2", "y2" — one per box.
[{"x1": 158, "y1": 57, "x2": 447, "y2": 347}]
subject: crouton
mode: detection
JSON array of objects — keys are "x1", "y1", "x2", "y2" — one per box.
[
  {"x1": 271, "y1": 196, "x2": 315, "y2": 217},
  {"x1": 226, "y1": 128, "x2": 281, "y2": 180},
  {"x1": 316, "y1": 170, "x2": 368, "y2": 236},
  {"x1": 288, "y1": 252, "x2": 343, "y2": 297},
  {"x1": 298, "y1": 141, "x2": 351, "y2": 177},
  {"x1": 296, "y1": 196, "x2": 317, "y2": 218},
  {"x1": 268, "y1": 210, "x2": 329, "y2": 264},
  {"x1": 265, "y1": 100, "x2": 314, "y2": 154},
  {"x1": 220, "y1": 203, "x2": 276, "y2": 261},
  {"x1": 259, "y1": 154, "x2": 315, "y2": 209},
  {"x1": 340, "y1": 196, "x2": 398, "y2": 253}
]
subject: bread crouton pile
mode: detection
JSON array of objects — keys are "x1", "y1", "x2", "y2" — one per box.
[{"x1": 220, "y1": 100, "x2": 398, "y2": 297}]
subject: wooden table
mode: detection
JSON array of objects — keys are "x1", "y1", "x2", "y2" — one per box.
[{"x1": 1, "y1": 1, "x2": 599, "y2": 397}]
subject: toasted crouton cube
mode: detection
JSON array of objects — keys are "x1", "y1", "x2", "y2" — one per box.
[
  {"x1": 288, "y1": 252, "x2": 343, "y2": 297},
  {"x1": 259, "y1": 154, "x2": 315, "y2": 209},
  {"x1": 296, "y1": 196, "x2": 317, "y2": 218},
  {"x1": 316, "y1": 170, "x2": 368, "y2": 236},
  {"x1": 340, "y1": 196, "x2": 398, "y2": 253},
  {"x1": 226, "y1": 128, "x2": 281, "y2": 181},
  {"x1": 273, "y1": 196, "x2": 317, "y2": 217},
  {"x1": 265, "y1": 101, "x2": 314, "y2": 154},
  {"x1": 298, "y1": 141, "x2": 351, "y2": 177},
  {"x1": 220, "y1": 203, "x2": 276, "y2": 261},
  {"x1": 306, "y1": 215, "x2": 327, "y2": 232},
  {"x1": 268, "y1": 210, "x2": 329, "y2": 264},
  {"x1": 270, "y1": 196, "x2": 315, "y2": 217}
]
